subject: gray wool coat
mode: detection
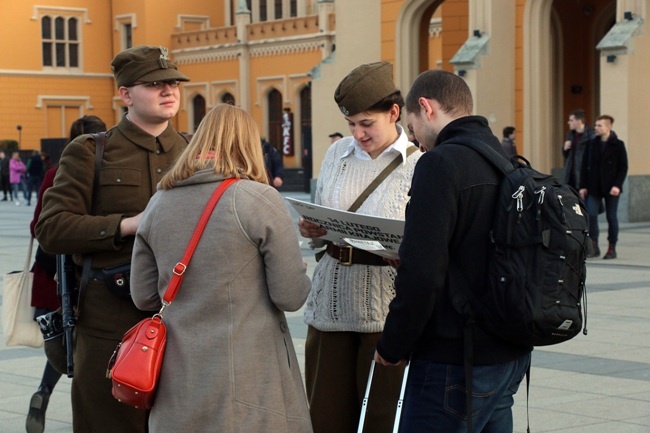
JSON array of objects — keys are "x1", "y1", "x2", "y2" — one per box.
[{"x1": 131, "y1": 170, "x2": 313, "y2": 433}]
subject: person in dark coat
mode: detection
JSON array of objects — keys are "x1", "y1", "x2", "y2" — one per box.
[
  {"x1": 500, "y1": 125, "x2": 517, "y2": 157},
  {"x1": 579, "y1": 114, "x2": 628, "y2": 259},
  {"x1": 26, "y1": 115, "x2": 107, "y2": 433},
  {"x1": 262, "y1": 139, "x2": 284, "y2": 188},
  {"x1": 374, "y1": 70, "x2": 532, "y2": 432},
  {"x1": 26, "y1": 150, "x2": 45, "y2": 206},
  {"x1": 563, "y1": 109, "x2": 595, "y2": 189},
  {"x1": 35, "y1": 46, "x2": 189, "y2": 433},
  {"x1": 0, "y1": 150, "x2": 10, "y2": 201}
]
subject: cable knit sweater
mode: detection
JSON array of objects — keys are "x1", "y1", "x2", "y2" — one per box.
[{"x1": 304, "y1": 126, "x2": 421, "y2": 333}]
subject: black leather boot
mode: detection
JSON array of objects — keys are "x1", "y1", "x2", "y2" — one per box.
[{"x1": 603, "y1": 243, "x2": 617, "y2": 259}]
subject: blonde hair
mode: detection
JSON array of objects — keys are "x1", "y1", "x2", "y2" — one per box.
[{"x1": 160, "y1": 104, "x2": 268, "y2": 189}]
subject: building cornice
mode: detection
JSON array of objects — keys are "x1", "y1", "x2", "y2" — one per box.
[{"x1": 172, "y1": 33, "x2": 332, "y2": 64}]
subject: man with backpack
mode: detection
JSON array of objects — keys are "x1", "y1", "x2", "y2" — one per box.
[{"x1": 374, "y1": 70, "x2": 532, "y2": 432}]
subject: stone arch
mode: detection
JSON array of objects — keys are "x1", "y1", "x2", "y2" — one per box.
[
  {"x1": 190, "y1": 93, "x2": 207, "y2": 133},
  {"x1": 395, "y1": 0, "x2": 445, "y2": 94}
]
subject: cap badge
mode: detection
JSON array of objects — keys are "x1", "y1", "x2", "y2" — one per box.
[
  {"x1": 339, "y1": 106, "x2": 349, "y2": 116},
  {"x1": 158, "y1": 47, "x2": 169, "y2": 69}
]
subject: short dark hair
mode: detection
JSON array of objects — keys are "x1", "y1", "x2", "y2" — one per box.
[
  {"x1": 366, "y1": 90, "x2": 405, "y2": 121},
  {"x1": 503, "y1": 126, "x2": 515, "y2": 137},
  {"x1": 328, "y1": 132, "x2": 343, "y2": 139},
  {"x1": 405, "y1": 70, "x2": 473, "y2": 116},
  {"x1": 570, "y1": 109, "x2": 586, "y2": 122},
  {"x1": 69, "y1": 115, "x2": 107, "y2": 141},
  {"x1": 596, "y1": 114, "x2": 614, "y2": 125}
]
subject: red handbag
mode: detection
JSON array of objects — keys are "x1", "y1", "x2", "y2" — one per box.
[{"x1": 107, "y1": 178, "x2": 239, "y2": 409}]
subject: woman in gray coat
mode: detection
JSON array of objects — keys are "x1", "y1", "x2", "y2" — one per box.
[{"x1": 131, "y1": 104, "x2": 313, "y2": 433}]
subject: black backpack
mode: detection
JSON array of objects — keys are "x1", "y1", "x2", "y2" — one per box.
[
  {"x1": 453, "y1": 137, "x2": 590, "y2": 432},
  {"x1": 455, "y1": 137, "x2": 589, "y2": 346}
]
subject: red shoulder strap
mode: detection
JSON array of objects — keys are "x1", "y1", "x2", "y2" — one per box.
[{"x1": 161, "y1": 178, "x2": 240, "y2": 305}]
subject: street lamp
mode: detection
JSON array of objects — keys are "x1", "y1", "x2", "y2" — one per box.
[{"x1": 16, "y1": 125, "x2": 22, "y2": 148}]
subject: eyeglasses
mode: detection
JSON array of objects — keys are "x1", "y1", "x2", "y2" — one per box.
[{"x1": 133, "y1": 80, "x2": 181, "y2": 89}]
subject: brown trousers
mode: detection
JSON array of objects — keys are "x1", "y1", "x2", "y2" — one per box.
[
  {"x1": 305, "y1": 326, "x2": 405, "y2": 433},
  {"x1": 71, "y1": 279, "x2": 149, "y2": 432}
]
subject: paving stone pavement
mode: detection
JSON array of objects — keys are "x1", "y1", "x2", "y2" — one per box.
[{"x1": 1, "y1": 192, "x2": 649, "y2": 432}]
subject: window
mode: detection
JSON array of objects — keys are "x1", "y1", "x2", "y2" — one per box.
[
  {"x1": 192, "y1": 95, "x2": 207, "y2": 132},
  {"x1": 260, "y1": 0, "x2": 267, "y2": 22},
  {"x1": 275, "y1": 0, "x2": 283, "y2": 19},
  {"x1": 267, "y1": 89, "x2": 283, "y2": 150},
  {"x1": 122, "y1": 23, "x2": 132, "y2": 49},
  {"x1": 290, "y1": 0, "x2": 297, "y2": 17},
  {"x1": 42, "y1": 15, "x2": 79, "y2": 68}
]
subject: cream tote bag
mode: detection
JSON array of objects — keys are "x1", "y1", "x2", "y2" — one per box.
[{"x1": 2, "y1": 237, "x2": 43, "y2": 348}]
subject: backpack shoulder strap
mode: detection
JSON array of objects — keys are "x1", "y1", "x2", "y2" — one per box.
[
  {"x1": 91, "y1": 132, "x2": 106, "y2": 215},
  {"x1": 451, "y1": 135, "x2": 515, "y2": 175}
]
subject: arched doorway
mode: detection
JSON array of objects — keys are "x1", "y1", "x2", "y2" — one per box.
[
  {"x1": 395, "y1": 0, "x2": 452, "y2": 94},
  {"x1": 299, "y1": 84, "x2": 312, "y2": 191},
  {"x1": 525, "y1": 0, "x2": 616, "y2": 172},
  {"x1": 550, "y1": 0, "x2": 616, "y2": 171},
  {"x1": 267, "y1": 88, "x2": 283, "y2": 152}
]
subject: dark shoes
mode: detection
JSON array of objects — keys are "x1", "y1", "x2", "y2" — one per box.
[
  {"x1": 587, "y1": 245, "x2": 600, "y2": 258},
  {"x1": 603, "y1": 242, "x2": 617, "y2": 260},
  {"x1": 603, "y1": 249, "x2": 617, "y2": 260},
  {"x1": 26, "y1": 390, "x2": 50, "y2": 433}
]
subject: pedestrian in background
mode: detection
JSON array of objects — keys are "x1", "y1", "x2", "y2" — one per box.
[
  {"x1": 579, "y1": 114, "x2": 628, "y2": 259},
  {"x1": 262, "y1": 138, "x2": 284, "y2": 188},
  {"x1": 9, "y1": 151, "x2": 27, "y2": 205},
  {"x1": 26, "y1": 150, "x2": 45, "y2": 206},
  {"x1": 0, "y1": 150, "x2": 10, "y2": 201},
  {"x1": 328, "y1": 131, "x2": 343, "y2": 143},
  {"x1": 501, "y1": 125, "x2": 517, "y2": 157},
  {"x1": 26, "y1": 115, "x2": 107, "y2": 433},
  {"x1": 563, "y1": 109, "x2": 595, "y2": 189}
]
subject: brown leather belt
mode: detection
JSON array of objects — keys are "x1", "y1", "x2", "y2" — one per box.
[{"x1": 325, "y1": 242, "x2": 388, "y2": 266}]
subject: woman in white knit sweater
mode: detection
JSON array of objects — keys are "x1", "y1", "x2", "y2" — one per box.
[{"x1": 298, "y1": 62, "x2": 422, "y2": 433}]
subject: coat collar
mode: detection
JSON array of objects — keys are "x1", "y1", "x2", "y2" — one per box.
[
  {"x1": 117, "y1": 116, "x2": 180, "y2": 153},
  {"x1": 340, "y1": 124, "x2": 410, "y2": 164}
]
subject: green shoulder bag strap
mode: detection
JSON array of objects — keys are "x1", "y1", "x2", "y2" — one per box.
[{"x1": 315, "y1": 145, "x2": 418, "y2": 261}]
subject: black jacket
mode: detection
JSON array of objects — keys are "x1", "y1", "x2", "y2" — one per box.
[
  {"x1": 262, "y1": 140, "x2": 283, "y2": 181},
  {"x1": 563, "y1": 126, "x2": 595, "y2": 189},
  {"x1": 579, "y1": 131, "x2": 628, "y2": 197},
  {"x1": 377, "y1": 116, "x2": 531, "y2": 365}
]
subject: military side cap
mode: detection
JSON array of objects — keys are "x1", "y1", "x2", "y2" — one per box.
[
  {"x1": 112, "y1": 45, "x2": 190, "y2": 88},
  {"x1": 334, "y1": 61, "x2": 397, "y2": 116}
]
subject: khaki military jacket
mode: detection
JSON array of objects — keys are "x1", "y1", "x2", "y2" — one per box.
[
  {"x1": 36, "y1": 116, "x2": 187, "y2": 341},
  {"x1": 35, "y1": 116, "x2": 187, "y2": 269}
]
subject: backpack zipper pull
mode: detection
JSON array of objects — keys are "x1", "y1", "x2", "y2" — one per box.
[
  {"x1": 535, "y1": 186, "x2": 546, "y2": 204},
  {"x1": 512, "y1": 186, "x2": 525, "y2": 212},
  {"x1": 557, "y1": 194, "x2": 567, "y2": 224}
]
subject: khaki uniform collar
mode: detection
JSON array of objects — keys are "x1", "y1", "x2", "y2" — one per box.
[{"x1": 118, "y1": 116, "x2": 179, "y2": 153}]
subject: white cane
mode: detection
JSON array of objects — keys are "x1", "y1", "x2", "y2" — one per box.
[{"x1": 392, "y1": 359, "x2": 410, "y2": 433}]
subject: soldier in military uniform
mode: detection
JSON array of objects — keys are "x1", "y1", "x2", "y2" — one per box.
[{"x1": 35, "y1": 46, "x2": 190, "y2": 433}]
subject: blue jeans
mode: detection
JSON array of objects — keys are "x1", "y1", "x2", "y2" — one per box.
[
  {"x1": 586, "y1": 194, "x2": 620, "y2": 244},
  {"x1": 11, "y1": 181, "x2": 26, "y2": 200},
  {"x1": 398, "y1": 353, "x2": 531, "y2": 433}
]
